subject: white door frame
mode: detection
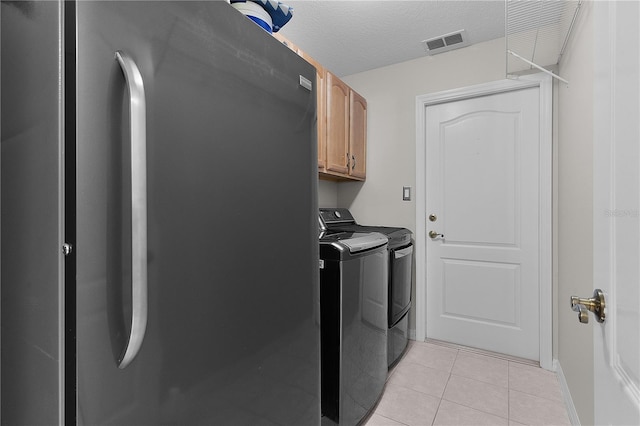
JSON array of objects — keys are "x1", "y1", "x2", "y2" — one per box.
[{"x1": 415, "y1": 75, "x2": 553, "y2": 370}]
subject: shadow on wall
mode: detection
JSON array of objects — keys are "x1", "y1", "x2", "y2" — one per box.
[{"x1": 336, "y1": 180, "x2": 364, "y2": 208}]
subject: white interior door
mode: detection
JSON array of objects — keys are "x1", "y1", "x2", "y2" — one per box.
[
  {"x1": 593, "y1": 1, "x2": 640, "y2": 423},
  {"x1": 425, "y1": 86, "x2": 541, "y2": 361}
]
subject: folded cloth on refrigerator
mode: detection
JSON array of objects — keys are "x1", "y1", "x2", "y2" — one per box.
[{"x1": 230, "y1": 0, "x2": 293, "y2": 32}]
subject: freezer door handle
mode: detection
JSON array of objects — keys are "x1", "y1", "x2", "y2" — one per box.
[{"x1": 115, "y1": 50, "x2": 148, "y2": 369}]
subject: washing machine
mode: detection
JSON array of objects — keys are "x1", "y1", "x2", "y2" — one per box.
[
  {"x1": 320, "y1": 208, "x2": 413, "y2": 368},
  {"x1": 319, "y1": 226, "x2": 388, "y2": 425}
]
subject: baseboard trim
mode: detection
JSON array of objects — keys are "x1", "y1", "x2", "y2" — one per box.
[{"x1": 554, "y1": 359, "x2": 581, "y2": 426}]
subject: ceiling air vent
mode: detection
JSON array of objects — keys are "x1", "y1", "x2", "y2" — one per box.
[{"x1": 421, "y1": 30, "x2": 469, "y2": 55}]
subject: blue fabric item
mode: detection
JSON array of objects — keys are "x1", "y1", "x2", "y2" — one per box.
[
  {"x1": 247, "y1": 15, "x2": 272, "y2": 33},
  {"x1": 230, "y1": 0, "x2": 293, "y2": 32}
]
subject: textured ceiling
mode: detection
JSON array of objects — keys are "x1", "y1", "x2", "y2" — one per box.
[{"x1": 277, "y1": 1, "x2": 506, "y2": 77}]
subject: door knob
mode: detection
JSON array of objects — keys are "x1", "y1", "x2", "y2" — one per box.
[
  {"x1": 570, "y1": 289, "x2": 605, "y2": 324},
  {"x1": 428, "y1": 230, "x2": 444, "y2": 239}
]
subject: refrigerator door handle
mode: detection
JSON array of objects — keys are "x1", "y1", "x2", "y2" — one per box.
[{"x1": 115, "y1": 50, "x2": 148, "y2": 369}]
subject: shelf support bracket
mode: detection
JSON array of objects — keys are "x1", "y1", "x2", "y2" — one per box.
[{"x1": 507, "y1": 49, "x2": 569, "y2": 87}]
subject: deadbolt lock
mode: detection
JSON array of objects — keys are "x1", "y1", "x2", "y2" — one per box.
[
  {"x1": 429, "y1": 214, "x2": 437, "y2": 222},
  {"x1": 570, "y1": 289, "x2": 605, "y2": 324}
]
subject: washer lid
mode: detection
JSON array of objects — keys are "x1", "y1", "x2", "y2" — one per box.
[
  {"x1": 320, "y1": 208, "x2": 412, "y2": 247},
  {"x1": 320, "y1": 231, "x2": 388, "y2": 255},
  {"x1": 346, "y1": 224, "x2": 412, "y2": 248},
  {"x1": 340, "y1": 232, "x2": 388, "y2": 253}
]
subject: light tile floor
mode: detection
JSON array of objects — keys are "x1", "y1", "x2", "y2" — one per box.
[{"x1": 365, "y1": 341, "x2": 571, "y2": 426}]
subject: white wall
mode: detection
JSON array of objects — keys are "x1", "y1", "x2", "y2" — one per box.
[
  {"x1": 338, "y1": 37, "x2": 506, "y2": 340},
  {"x1": 318, "y1": 179, "x2": 338, "y2": 208},
  {"x1": 339, "y1": 37, "x2": 506, "y2": 232},
  {"x1": 556, "y1": 2, "x2": 594, "y2": 425}
]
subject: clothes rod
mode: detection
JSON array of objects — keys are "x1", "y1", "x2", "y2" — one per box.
[{"x1": 507, "y1": 49, "x2": 569, "y2": 86}]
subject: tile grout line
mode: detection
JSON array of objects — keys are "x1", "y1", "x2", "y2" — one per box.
[
  {"x1": 440, "y1": 374, "x2": 511, "y2": 422},
  {"x1": 376, "y1": 412, "x2": 411, "y2": 426},
  {"x1": 378, "y1": 342, "x2": 569, "y2": 425},
  {"x1": 431, "y1": 348, "x2": 459, "y2": 426},
  {"x1": 430, "y1": 340, "x2": 567, "y2": 407},
  {"x1": 442, "y1": 348, "x2": 511, "y2": 422},
  {"x1": 376, "y1": 341, "x2": 570, "y2": 426}
]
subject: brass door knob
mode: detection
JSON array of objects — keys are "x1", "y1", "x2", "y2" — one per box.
[
  {"x1": 428, "y1": 230, "x2": 444, "y2": 239},
  {"x1": 570, "y1": 289, "x2": 606, "y2": 324}
]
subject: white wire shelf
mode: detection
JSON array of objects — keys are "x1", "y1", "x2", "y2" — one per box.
[{"x1": 506, "y1": 0, "x2": 582, "y2": 85}]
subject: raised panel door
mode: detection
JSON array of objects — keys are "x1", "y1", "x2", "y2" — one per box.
[
  {"x1": 349, "y1": 90, "x2": 366, "y2": 180},
  {"x1": 300, "y1": 52, "x2": 326, "y2": 170},
  {"x1": 426, "y1": 87, "x2": 541, "y2": 360},
  {"x1": 593, "y1": 1, "x2": 640, "y2": 423},
  {"x1": 325, "y1": 72, "x2": 349, "y2": 175}
]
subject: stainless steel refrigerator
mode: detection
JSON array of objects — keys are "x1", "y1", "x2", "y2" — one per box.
[{"x1": 1, "y1": 1, "x2": 320, "y2": 424}]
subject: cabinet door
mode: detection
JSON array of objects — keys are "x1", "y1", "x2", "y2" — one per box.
[
  {"x1": 273, "y1": 36, "x2": 325, "y2": 169},
  {"x1": 301, "y1": 52, "x2": 326, "y2": 170},
  {"x1": 349, "y1": 90, "x2": 367, "y2": 180},
  {"x1": 325, "y1": 72, "x2": 350, "y2": 175}
]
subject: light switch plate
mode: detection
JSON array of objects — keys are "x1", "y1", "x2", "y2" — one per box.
[{"x1": 403, "y1": 186, "x2": 411, "y2": 201}]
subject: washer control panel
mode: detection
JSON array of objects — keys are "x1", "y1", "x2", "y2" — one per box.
[{"x1": 319, "y1": 208, "x2": 356, "y2": 225}]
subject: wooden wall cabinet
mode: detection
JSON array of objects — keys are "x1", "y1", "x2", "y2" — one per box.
[
  {"x1": 348, "y1": 88, "x2": 367, "y2": 180},
  {"x1": 325, "y1": 72, "x2": 350, "y2": 175},
  {"x1": 273, "y1": 34, "x2": 366, "y2": 181},
  {"x1": 273, "y1": 33, "x2": 327, "y2": 171},
  {"x1": 301, "y1": 52, "x2": 327, "y2": 171},
  {"x1": 323, "y1": 72, "x2": 367, "y2": 181}
]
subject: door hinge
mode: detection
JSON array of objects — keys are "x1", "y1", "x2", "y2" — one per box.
[{"x1": 62, "y1": 243, "x2": 73, "y2": 256}]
